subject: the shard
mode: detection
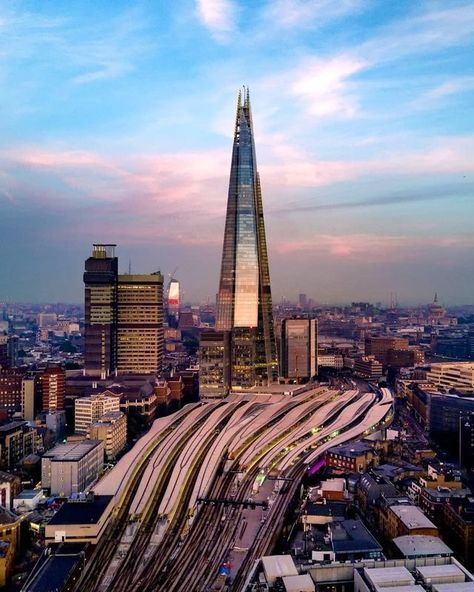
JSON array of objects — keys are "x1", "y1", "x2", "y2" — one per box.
[{"x1": 215, "y1": 87, "x2": 278, "y2": 389}]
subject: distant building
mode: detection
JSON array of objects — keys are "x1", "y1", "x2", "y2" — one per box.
[
  {"x1": 74, "y1": 392, "x2": 120, "y2": 435},
  {"x1": 37, "y1": 366, "x2": 65, "y2": 412},
  {"x1": 0, "y1": 507, "x2": 22, "y2": 588},
  {"x1": 365, "y1": 336, "x2": 409, "y2": 364},
  {"x1": 0, "y1": 368, "x2": 24, "y2": 416},
  {"x1": 88, "y1": 411, "x2": 127, "y2": 460},
  {"x1": 167, "y1": 278, "x2": 180, "y2": 327},
  {"x1": 281, "y1": 318, "x2": 318, "y2": 381},
  {"x1": 42, "y1": 440, "x2": 104, "y2": 496},
  {"x1": 38, "y1": 313, "x2": 57, "y2": 328},
  {"x1": 382, "y1": 503, "x2": 438, "y2": 540},
  {"x1": 0, "y1": 421, "x2": 37, "y2": 470},
  {"x1": 318, "y1": 354, "x2": 344, "y2": 370},
  {"x1": 354, "y1": 356, "x2": 383, "y2": 379}
]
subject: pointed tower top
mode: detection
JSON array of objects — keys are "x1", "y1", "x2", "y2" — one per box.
[
  {"x1": 244, "y1": 85, "x2": 250, "y2": 108},
  {"x1": 434, "y1": 292, "x2": 438, "y2": 303}
]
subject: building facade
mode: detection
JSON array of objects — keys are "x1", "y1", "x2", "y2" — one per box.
[
  {"x1": 88, "y1": 411, "x2": 127, "y2": 460},
  {"x1": 74, "y1": 392, "x2": 121, "y2": 435},
  {"x1": 208, "y1": 88, "x2": 278, "y2": 393},
  {"x1": 281, "y1": 318, "x2": 318, "y2": 381},
  {"x1": 41, "y1": 440, "x2": 104, "y2": 496},
  {"x1": 116, "y1": 273, "x2": 164, "y2": 374},
  {"x1": 37, "y1": 366, "x2": 65, "y2": 412}
]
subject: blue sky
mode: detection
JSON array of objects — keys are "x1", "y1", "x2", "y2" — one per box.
[{"x1": 0, "y1": 0, "x2": 473, "y2": 304}]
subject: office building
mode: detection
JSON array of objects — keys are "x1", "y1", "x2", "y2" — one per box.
[
  {"x1": 37, "y1": 366, "x2": 65, "y2": 412},
  {"x1": 0, "y1": 336, "x2": 7, "y2": 369},
  {"x1": 365, "y1": 336, "x2": 410, "y2": 365},
  {"x1": 41, "y1": 440, "x2": 104, "y2": 496},
  {"x1": 427, "y1": 362, "x2": 474, "y2": 393},
  {"x1": 116, "y1": 273, "x2": 164, "y2": 374},
  {"x1": 83, "y1": 244, "x2": 119, "y2": 378},
  {"x1": 281, "y1": 318, "x2": 318, "y2": 381},
  {"x1": 74, "y1": 392, "x2": 120, "y2": 435},
  {"x1": 84, "y1": 244, "x2": 164, "y2": 377},
  {"x1": 354, "y1": 356, "x2": 383, "y2": 379},
  {"x1": 207, "y1": 88, "x2": 278, "y2": 392},
  {"x1": 88, "y1": 411, "x2": 127, "y2": 460}
]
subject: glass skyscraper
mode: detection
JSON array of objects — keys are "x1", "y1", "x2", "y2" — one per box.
[{"x1": 215, "y1": 88, "x2": 278, "y2": 389}]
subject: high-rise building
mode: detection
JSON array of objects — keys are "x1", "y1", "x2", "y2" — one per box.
[
  {"x1": 83, "y1": 244, "x2": 118, "y2": 378},
  {"x1": 210, "y1": 88, "x2": 277, "y2": 392},
  {"x1": 459, "y1": 412, "x2": 474, "y2": 470},
  {"x1": 167, "y1": 278, "x2": 180, "y2": 327},
  {"x1": 84, "y1": 245, "x2": 164, "y2": 377},
  {"x1": 281, "y1": 318, "x2": 318, "y2": 381},
  {"x1": 117, "y1": 273, "x2": 164, "y2": 375},
  {"x1": 37, "y1": 366, "x2": 65, "y2": 412}
]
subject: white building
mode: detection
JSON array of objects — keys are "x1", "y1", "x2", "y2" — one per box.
[
  {"x1": 74, "y1": 392, "x2": 120, "y2": 435},
  {"x1": 427, "y1": 363, "x2": 474, "y2": 393},
  {"x1": 41, "y1": 440, "x2": 104, "y2": 496},
  {"x1": 88, "y1": 411, "x2": 127, "y2": 460}
]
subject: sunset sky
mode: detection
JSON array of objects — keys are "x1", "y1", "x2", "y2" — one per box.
[{"x1": 1, "y1": 0, "x2": 473, "y2": 305}]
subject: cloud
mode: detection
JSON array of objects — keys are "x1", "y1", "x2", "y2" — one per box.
[
  {"x1": 196, "y1": 0, "x2": 237, "y2": 41},
  {"x1": 261, "y1": 0, "x2": 363, "y2": 29},
  {"x1": 270, "y1": 183, "x2": 473, "y2": 215},
  {"x1": 275, "y1": 232, "x2": 474, "y2": 262},
  {"x1": 290, "y1": 55, "x2": 366, "y2": 118}
]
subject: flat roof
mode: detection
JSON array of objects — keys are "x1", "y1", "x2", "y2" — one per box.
[
  {"x1": 15, "y1": 489, "x2": 43, "y2": 500},
  {"x1": 282, "y1": 574, "x2": 315, "y2": 592},
  {"x1": 43, "y1": 440, "x2": 103, "y2": 461},
  {"x1": 262, "y1": 555, "x2": 298, "y2": 581},
  {"x1": 389, "y1": 505, "x2": 437, "y2": 530},
  {"x1": 305, "y1": 501, "x2": 347, "y2": 517},
  {"x1": 365, "y1": 566, "x2": 415, "y2": 588},
  {"x1": 330, "y1": 520, "x2": 382, "y2": 554},
  {"x1": 417, "y1": 564, "x2": 464, "y2": 580},
  {"x1": 381, "y1": 587, "x2": 425, "y2": 592},
  {"x1": 393, "y1": 535, "x2": 452, "y2": 557},
  {"x1": 48, "y1": 495, "x2": 113, "y2": 526},
  {"x1": 433, "y1": 585, "x2": 474, "y2": 592}
]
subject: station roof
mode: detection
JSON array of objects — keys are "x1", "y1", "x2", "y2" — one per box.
[
  {"x1": 262, "y1": 555, "x2": 298, "y2": 584},
  {"x1": 364, "y1": 566, "x2": 415, "y2": 589},
  {"x1": 48, "y1": 495, "x2": 113, "y2": 525},
  {"x1": 283, "y1": 573, "x2": 315, "y2": 592}
]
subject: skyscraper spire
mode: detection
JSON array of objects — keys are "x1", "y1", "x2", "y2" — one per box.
[{"x1": 215, "y1": 88, "x2": 278, "y2": 389}]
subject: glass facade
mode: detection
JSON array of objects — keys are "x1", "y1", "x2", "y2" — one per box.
[{"x1": 215, "y1": 88, "x2": 278, "y2": 388}]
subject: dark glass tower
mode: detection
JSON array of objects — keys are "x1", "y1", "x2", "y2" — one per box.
[{"x1": 215, "y1": 88, "x2": 278, "y2": 388}]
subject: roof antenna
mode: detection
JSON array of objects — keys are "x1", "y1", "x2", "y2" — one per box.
[{"x1": 128, "y1": 259, "x2": 132, "y2": 275}]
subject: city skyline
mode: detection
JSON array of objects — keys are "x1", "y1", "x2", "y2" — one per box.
[{"x1": 1, "y1": 1, "x2": 474, "y2": 304}]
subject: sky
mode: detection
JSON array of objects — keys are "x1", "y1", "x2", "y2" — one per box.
[{"x1": 0, "y1": 0, "x2": 473, "y2": 305}]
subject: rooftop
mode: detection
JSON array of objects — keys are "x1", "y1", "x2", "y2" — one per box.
[
  {"x1": 389, "y1": 504, "x2": 437, "y2": 530},
  {"x1": 328, "y1": 441, "x2": 375, "y2": 457},
  {"x1": 48, "y1": 495, "x2": 113, "y2": 526},
  {"x1": 330, "y1": 520, "x2": 383, "y2": 555},
  {"x1": 393, "y1": 535, "x2": 453, "y2": 558},
  {"x1": 43, "y1": 439, "x2": 103, "y2": 461}
]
